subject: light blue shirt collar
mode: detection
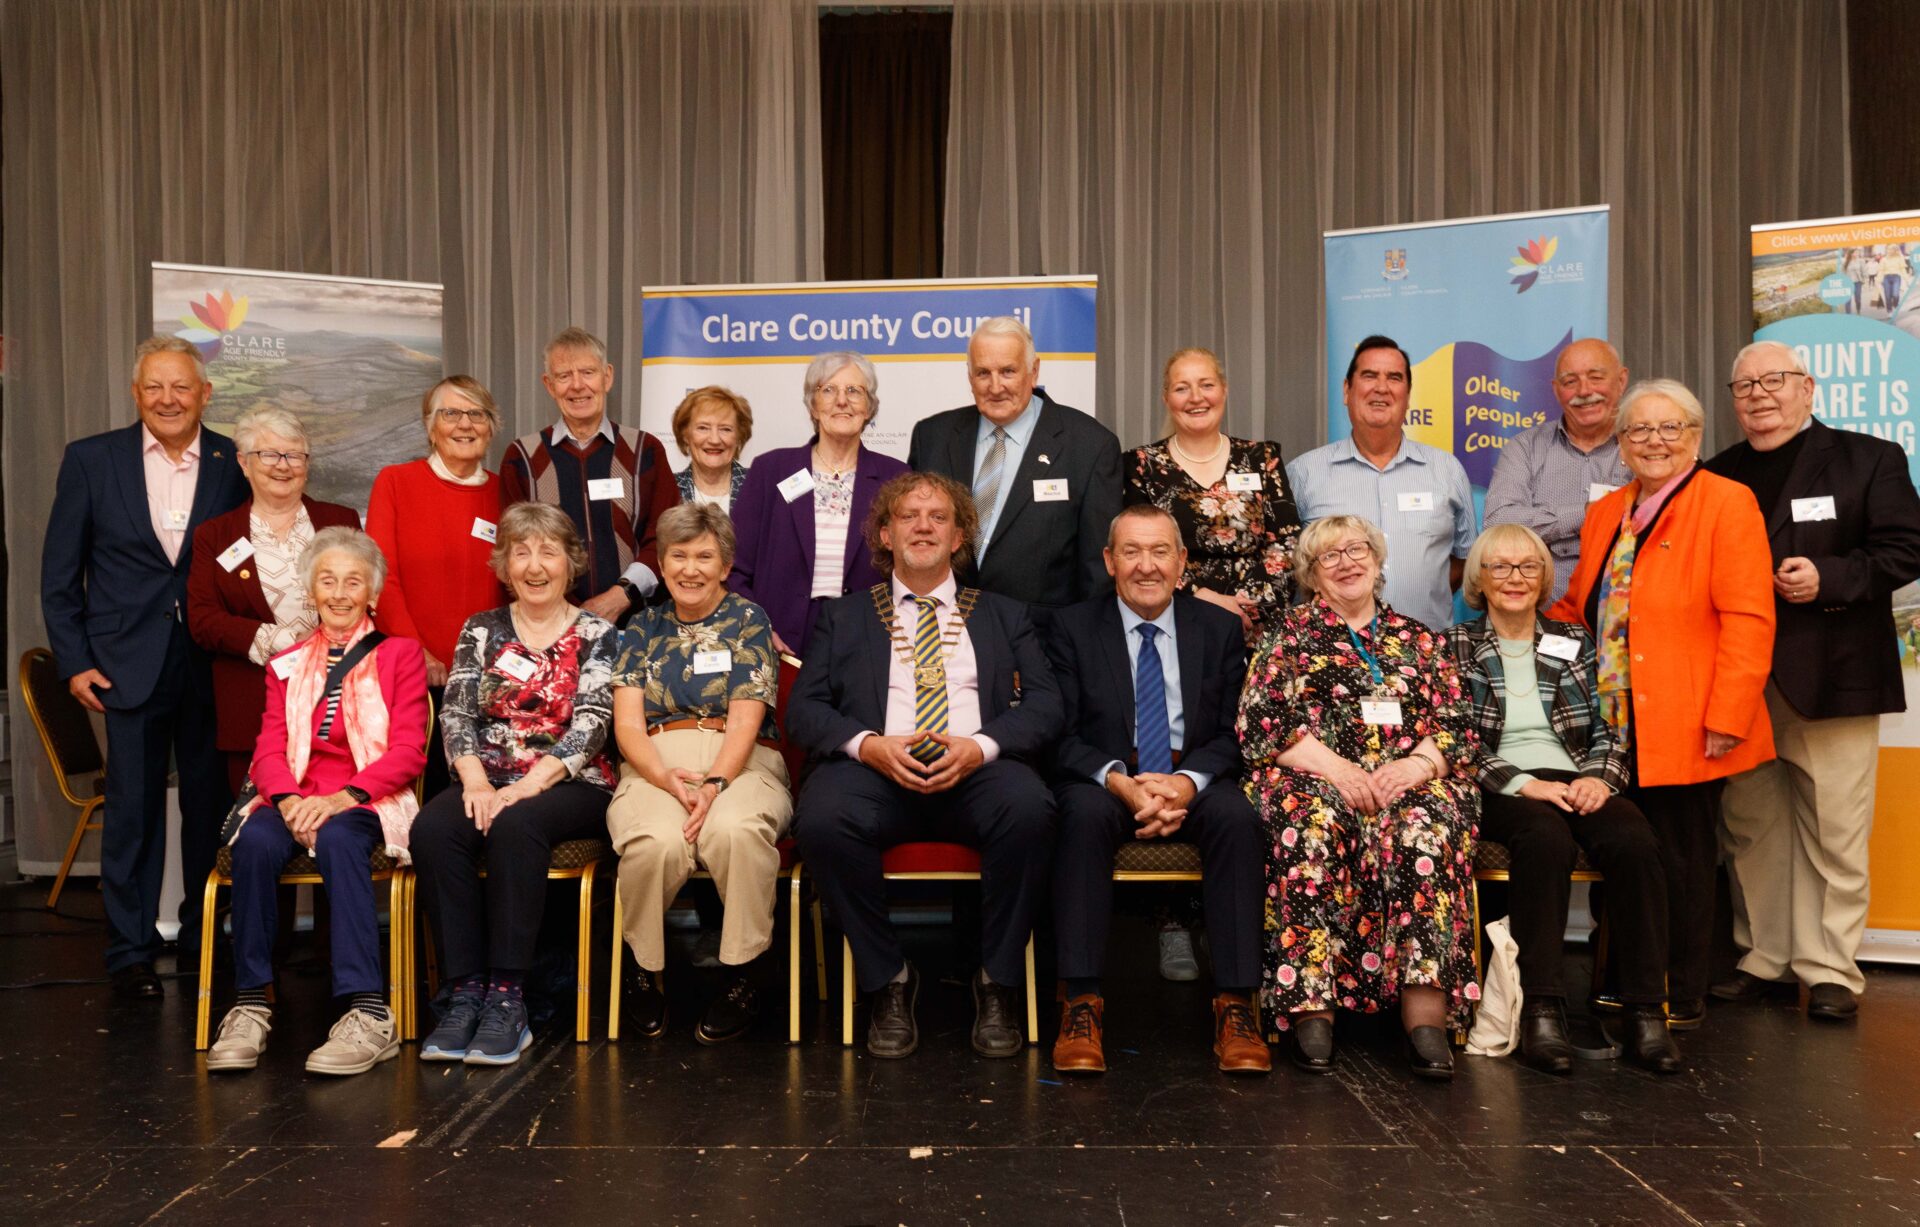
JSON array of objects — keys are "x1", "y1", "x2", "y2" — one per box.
[
  {"x1": 976, "y1": 397, "x2": 1041, "y2": 449},
  {"x1": 1117, "y1": 596, "x2": 1177, "y2": 643},
  {"x1": 1331, "y1": 433, "x2": 1422, "y2": 472}
]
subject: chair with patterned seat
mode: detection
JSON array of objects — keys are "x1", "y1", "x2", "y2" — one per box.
[{"x1": 19, "y1": 648, "x2": 108, "y2": 909}]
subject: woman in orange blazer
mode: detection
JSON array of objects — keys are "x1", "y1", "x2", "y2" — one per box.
[
  {"x1": 1548, "y1": 378, "x2": 1775, "y2": 1027},
  {"x1": 188, "y1": 407, "x2": 361, "y2": 792}
]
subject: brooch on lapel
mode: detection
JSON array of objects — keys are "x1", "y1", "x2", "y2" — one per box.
[
  {"x1": 1659, "y1": 541, "x2": 1671, "y2": 549},
  {"x1": 1037, "y1": 454, "x2": 1051, "y2": 466}
]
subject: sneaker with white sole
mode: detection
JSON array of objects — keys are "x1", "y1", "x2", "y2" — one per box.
[
  {"x1": 305, "y1": 1008, "x2": 400, "y2": 1076},
  {"x1": 1158, "y1": 923, "x2": 1200, "y2": 982},
  {"x1": 419, "y1": 992, "x2": 485, "y2": 1061},
  {"x1": 463, "y1": 993, "x2": 533, "y2": 1066},
  {"x1": 206, "y1": 1004, "x2": 273, "y2": 1072}
]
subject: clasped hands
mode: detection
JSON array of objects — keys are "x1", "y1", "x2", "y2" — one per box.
[
  {"x1": 461, "y1": 777, "x2": 543, "y2": 832},
  {"x1": 646, "y1": 764, "x2": 724, "y2": 842},
  {"x1": 1514, "y1": 774, "x2": 1612, "y2": 815},
  {"x1": 280, "y1": 789, "x2": 359, "y2": 850},
  {"x1": 1107, "y1": 770, "x2": 1197, "y2": 839},
  {"x1": 1324, "y1": 755, "x2": 1438, "y2": 815},
  {"x1": 859, "y1": 731, "x2": 985, "y2": 794}
]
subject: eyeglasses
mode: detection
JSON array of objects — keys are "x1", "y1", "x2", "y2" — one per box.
[
  {"x1": 1314, "y1": 541, "x2": 1374, "y2": 568},
  {"x1": 245, "y1": 449, "x2": 310, "y2": 468},
  {"x1": 1621, "y1": 421, "x2": 1695, "y2": 444},
  {"x1": 1482, "y1": 561, "x2": 1543, "y2": 580},
  {"x1": 435, "y1": 407, "x2": 491, "y2": 425},
  {"x1": 813, "y1": 383, "x2": 871, "y2": 403},
  {"x1": 1727, "y1": 370, "x2": 1804, "y2": 399}
]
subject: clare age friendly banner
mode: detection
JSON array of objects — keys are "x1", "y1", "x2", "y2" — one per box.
[
  {"x1": 152, "y1": 263, "x2": 446, "y2": 511},
  {"x1": 1753, "y1": 210, "x2": 1920, "y2": 948},
  {"x1": 637, "y1": 276, "x2": 1098, "y2": 462}
]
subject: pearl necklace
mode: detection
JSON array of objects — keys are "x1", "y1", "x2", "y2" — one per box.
[{"x1": 1168, "y1": 432, "x2": 1226, "y2": 466}]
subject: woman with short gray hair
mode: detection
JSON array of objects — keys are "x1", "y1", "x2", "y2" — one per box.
[{"x1": 189, "y1": 405, "x2": 362, "y2": 791}]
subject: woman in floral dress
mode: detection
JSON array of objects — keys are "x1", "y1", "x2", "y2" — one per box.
[{"x1": 1237, "y1": 514, "x2": 1480, "y2": 1080}]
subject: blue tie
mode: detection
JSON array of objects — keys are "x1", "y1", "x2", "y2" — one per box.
[{"x1": 1135, "y1": 624, "x2": 1172, "y2": 774}]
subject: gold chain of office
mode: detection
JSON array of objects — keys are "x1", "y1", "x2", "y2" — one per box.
[{"x1": 870, "y1": 583, "x2": 980, "y2": 688}]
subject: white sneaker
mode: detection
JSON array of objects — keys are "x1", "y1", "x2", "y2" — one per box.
[
  {"x1": 1158, "y1": 924, "x2": 1201, "y2": 982},
  {"x1": 207, "y1": 1004, "x2": 273, "y2": 1072},
  {"x1": 305, "y1": 1008, "x2": 400, "y2": 1076}
]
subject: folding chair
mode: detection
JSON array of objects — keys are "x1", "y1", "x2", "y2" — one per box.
[{"x1": 18, "y1": 649, "x2": 107, "y2": 909}]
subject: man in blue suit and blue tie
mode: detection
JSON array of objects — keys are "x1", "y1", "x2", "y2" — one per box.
[{"x1": 42, "y1": 336, "x2": 248, "y2": 997}]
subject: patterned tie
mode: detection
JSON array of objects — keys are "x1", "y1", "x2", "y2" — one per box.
[
  {"x1": 973, "y1": 426, "x2": 1008, "y2": 552},
  {"x1": 1134, "y1": 624, "x2": 1172, "y2": 774},
  {"x1": 910, "y1": 595, "x2": 949, "y2": 763}
]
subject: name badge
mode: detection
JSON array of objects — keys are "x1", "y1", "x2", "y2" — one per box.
[
  {"x1": 1537, "y1": 633, "x2": 1581, "y2": 662},
  {"x1": 587, "y1": 477, "x2": 625, "y2": 501},
  {"x1": 471, "y1": 517, "x2": 497, "y2": 543},
  {"x1": 165, "y1": 508, "x2": 191, "y2": 530},
  {"x1": 1360, "y1": 698, "x2": 1404, "y2": 726},
  {"x1": 1396, "y1": 491, "x2": 1434, "y2": 512},
  {"x1": 270, "y1": 653, "x2": 300, "y2": 681},
  {"x1": 692, "y1": 649, "x2": 732, "y2": 675},
  {"x1": 777, "y1": 468, "x2": 816, "y2": 502},
  {"x1": 217, "y1": 537, "x2": 256, "y2": 572},
  {"x1": 1791, "y1": 496, "x2": 1837, "y2": 522},
  {"x1": 1588, "y1": 483, "x2": 1619, "y2": 503},
  {"x1": 1225, "y1": 471, "x2": 1262, "y2": 493},
  {"x1": 495, "y1": 649, "x2": 538, "y2": 682},
  {"x1": 1033, "y1": 478, "x2": 1070, "y2": 502}
]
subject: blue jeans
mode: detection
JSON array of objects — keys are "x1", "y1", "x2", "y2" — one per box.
[{"x1": 229, "y1": 805, "x2": 386, "y2": 997}]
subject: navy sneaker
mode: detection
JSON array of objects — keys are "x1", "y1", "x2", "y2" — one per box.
[
  {"x1": 419, "y1": 992, "x2": 484, "y2": 1061},
  {"x1": 463, "y1": 992, "x2": 533, "y2": 1066}
]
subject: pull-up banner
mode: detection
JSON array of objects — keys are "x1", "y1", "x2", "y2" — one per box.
[{"x1": 637, "y1": 276, "x2": 1098, "y2": 463}]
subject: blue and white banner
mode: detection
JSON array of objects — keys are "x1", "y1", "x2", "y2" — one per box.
[
  {"x1": 638, "y1": 276, "x2": 1099, "y2": 462},
  {"x1": 1323, "y1": 207, "x2": 1610, "y2": 491}
]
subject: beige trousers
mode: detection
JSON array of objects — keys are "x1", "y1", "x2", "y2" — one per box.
[
  {"x1": 1720, "y1": 681, "x2": 1879, "y2": 995},
  {"x1": 606, "y1": 729, "x2": 793, "y2": 972}
]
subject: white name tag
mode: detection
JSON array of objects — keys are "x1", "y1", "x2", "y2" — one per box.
[
  {"x1": 692, "y1": 649, "x2": 732, "y2": 675},
  {"x1": 165, "y1": 508, "x2": 191, "y2": 530},
  {"x1": 1360, "y1": 698, "x2": 1404, "y2": 726},
  {"x1": 1225, "y1": 471, "x2": 1262, "y2": 493},
  {"x1": 1588, "y1": 483, "x2": 1619, "y2": 503},
  {"x1": 777, "y1": 468, "x2": 816, "y2": 502},
  {"x1": 588, "y1": 476, "x2": 625, "y2": 501},
  {"x1": 471, "y1": 517, "x2": 497, "y2": 543},
  {"x1": 495, "y1": 649, "x2": 538, "y2": 681},
  {"x1": 1791, "y1": 496, "x2": 1837, "y2": 522},
  {"x1": 1033, "y1": 478, "x2": 1070, "y2": 502},
  {"x1": 270, "y1": 653, "x2": 300, "y2": 681},
  {"x1": 1538, "y1": 633, "x2": 1582, "y2": 661},
  {"x1": 217, "y1": 537, "x2": 256, "y2": 572},
  {"x1": 1396, "y1": 491, "x2": 1434, "y2": 512}
]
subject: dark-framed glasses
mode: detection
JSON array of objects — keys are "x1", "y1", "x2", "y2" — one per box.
[
  {"x1": 1727, "y1": 370, "x2": 1803, "y2": 399},
  {"x1": 1482, "y1": 561, "x2": 1543, "y2": 580},
  {"x1": 245, "y1": 448, "x2": 310, "y2": 468},
  {"x1": 1314, "y1": 541, "x2": 1374, "y2": 568}
]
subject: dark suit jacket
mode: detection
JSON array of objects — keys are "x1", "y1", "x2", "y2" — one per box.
[
  {"x1": 186, "y1": 496, "x2": 363, "y2": 752},
  {"x1": 784, "y1": 583, "x2": 1065, "y2": 765},
  {"x1": 1706, "y1": 421, "x2": 1920, "y2": 717},
  {"x1": 727, "y1": 441, "x2": 908, "y2": 652},
  {"x1": 42, "y1": 423, "x2": 248, "y2": 709},
  {"x1": 907, "y1": 391, "x2": 1122, "y2": 612},
  {"x1": 1042, "y1": 592, "x2": 1246, "y2": 787}
]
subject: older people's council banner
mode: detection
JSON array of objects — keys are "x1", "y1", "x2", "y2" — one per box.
[
  {"x1": 151, "y1": 263, "x2": 446, "y2": 512},
  {"x1": 1322, "y1": 207, "x2": 1611, "y2": 497},
  {"x1": 1753, "y1": 209, "x2": 1920, "y2": 949},
  {"x1": 636, "y1": 276, "x2": 1098, "y2": 463}
]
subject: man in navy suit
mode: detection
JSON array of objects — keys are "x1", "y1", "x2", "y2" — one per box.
[
  {"x1": 787, "y1": 471, "x2": 1064, "y2": 1060},
  {"x1": 42, "y1": 336, "x2": 248, "y2": 996},
  {"x1": 907, "y1": 315, "x2": 1122, "y2": 631},
  {"x1": 1044, "y1": 505, "x2": 1267, "y2": 1075}
]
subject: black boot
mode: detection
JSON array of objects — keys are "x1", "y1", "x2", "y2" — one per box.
[
  {"x1": 1622, "y1": 1005, "x2": 1681, "y2": 1074},
  {"x1": 1518, "y1": 998, "x2": 1573, "y2": 1075}
]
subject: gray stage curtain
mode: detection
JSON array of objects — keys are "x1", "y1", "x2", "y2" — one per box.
[
  {"x1": 0, "y1": 0, "x2": 823, "y2": 872},
  {"x1": 944, "y1": 0, "x2": 1851, "y2": 459}
]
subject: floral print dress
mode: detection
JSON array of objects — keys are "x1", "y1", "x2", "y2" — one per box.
[
  {"x1": 1236, "y1": 597, "x2": 1481, "y2": 1030},
  {"x1": 441, "y1": 606, "x2": 620, "y2": 791},
  {"x1": 1125, "y1": 437, "x2": 1302, "y2": 619}
]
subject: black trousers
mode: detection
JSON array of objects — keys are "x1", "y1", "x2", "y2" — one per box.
[
  {"x1": 1052, "y1": 779, "x2": 1262, "y2": 990},
  {"x1": 411, "y1": 779, "x2": 610, "y2": 981},
  {"x1": 1627, "y1": 776, "x2": 1723, "y2": 1005},
  {"x1": 1477, "y1": 769, "x2": 1668, "y2": 1004},
  {"x1": 794, "y1": 758, "x2": 1055, "y2": 995}
]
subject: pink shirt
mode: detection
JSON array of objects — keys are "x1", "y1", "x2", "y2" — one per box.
[
  {"x1": 844, "y1": 573, "x2": 1000, "y2": 762},
  {"x1": 141, "y1": 424, "x2": 201, "y2": 564}
]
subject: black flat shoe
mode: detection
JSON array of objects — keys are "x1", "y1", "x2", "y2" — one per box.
[
  {"x1": 1710, "y1": 969, "x2": 1795, "y2": 1003},
  {"x1": 1405, "y1": 1025, "x2": 1454, "y2": 1081},
  {"x1": 111, "y1": 963, "x2": 163, "y2": 1000},
  {"x1": 971, "y1": 968, "x2": 1023, "y2": 1058},
  {"x1": 1622, "y1": 1006, "x2": 1682, "y2": 1074},
  {"x1": 867, "y1": 964, "x2": 919, "y2": 1059},
  {"x1": 695, "y1": 976, "x2": 760, "y2": 1045},
  {"x1": 1518, "y1": 999, "x2": 1573, "y2": 1076},
  {"x1": 1291, "y1": 1016, "x2": 1336, "y2": 1075},
  {"x1": 1666, "y1": 998, "x2": 1705, "y2": 1031},
  {"x1": 1807, "y1": 982, "x2": 1859, "y2": 1022},
  {"x1": 622, "y1": 966, "x2": 668, "y2": 1039}
]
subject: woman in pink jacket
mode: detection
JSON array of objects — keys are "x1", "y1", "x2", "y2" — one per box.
[{"x1": 205, "y1": 527, "x2": 429, "y2": 1077}]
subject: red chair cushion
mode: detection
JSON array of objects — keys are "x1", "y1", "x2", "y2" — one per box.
[
  {"x1": 776, "y1": 837, "x2": 799, "y2": 871},
  {"x1": 881, "y1": 841, "x2": 982, "y2": 874}
]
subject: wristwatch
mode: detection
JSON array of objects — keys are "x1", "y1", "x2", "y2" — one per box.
[
  {"x1": 701, "y1": 776, "x2": 730, "y2": 793},
  {"x1": 616, "y1": 578, "x2": 643, "y2": 607},
  {"x1": 343, "y1": 785, "x2": 372, "y2": 804}
]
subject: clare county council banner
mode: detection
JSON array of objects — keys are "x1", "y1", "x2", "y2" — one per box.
[
  {"x1": 1753, "y1": 209, "x2": 1920, "y2": 948},
  {"x1": 636, "y1": 276, "x2": 1098, "y2": 463},
  {"x1": 1323, "y1": 206, "x2": 1610, "y2": 496}
]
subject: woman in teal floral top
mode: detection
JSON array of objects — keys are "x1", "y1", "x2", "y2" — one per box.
[
  {"x1": 606, "y1": 503, "x2": 793, "y2": 1044},
  {"x1": 1237, "y1": 515, "x2": 1480, "y2": 1081}
]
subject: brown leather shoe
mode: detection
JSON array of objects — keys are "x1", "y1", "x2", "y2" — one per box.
[
  {"x1": 1052, "y1": 994, "x2": 1106, "y2": 1074},
  {"x1": 1212, "y1": 993, "x2": 1272, "y2": 1074}
]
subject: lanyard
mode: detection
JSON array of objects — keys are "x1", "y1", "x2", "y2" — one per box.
[{"x1": 1345, "y1": 617, "x2": 1386, "y2": 689}]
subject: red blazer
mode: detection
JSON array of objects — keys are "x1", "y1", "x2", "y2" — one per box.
[
  {"x1": 187, "y1": 497, "x2": 362, "y2": 753},
  {"x1": 252, "y1": 635, "x2": 429, "y2": 802},
  {"x1": 1547, "y1": 469, "x2": 1776, "y2": 787}
]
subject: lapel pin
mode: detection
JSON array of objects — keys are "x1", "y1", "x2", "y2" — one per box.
[
  {"x1": 1659, "y1": 541, "x2": 1671, "y2": 549},
  {"x1": 1038, "y1": 454, "x2": 1051, "y2": 465},
  {"x1": 239, "y1": 569, "x2": 251, "y2": 580}
]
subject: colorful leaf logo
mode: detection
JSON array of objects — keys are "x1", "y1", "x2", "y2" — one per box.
[
  {"x1": 176, "y1": 291, "x2": 250, "y2": 362},
  {"x1": 1507, "y1": 236, "x2": 1560, "y2": 293}
]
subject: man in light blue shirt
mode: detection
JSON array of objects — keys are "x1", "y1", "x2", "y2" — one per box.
[{"x1": 1287, "y1": 335, "x2": 1476, "y2": 629}]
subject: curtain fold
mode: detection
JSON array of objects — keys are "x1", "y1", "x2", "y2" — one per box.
[
  {"x1": 944, "y1": 0, "x2": 1851, "y2": 461},
  {"x1": 0, "y1": 0, "x2": 823, "y2": 870}
]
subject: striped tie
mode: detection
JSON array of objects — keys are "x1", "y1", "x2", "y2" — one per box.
[
  {"x1": 973, "y1": 426, "x2": 1008, "y2": 554},
  {"x1": 910, "y1": 595, "x2": 949, "y2": 763},
  {"x1": 1134, "y1": 624, "x2": 1172, "y2": 775}
]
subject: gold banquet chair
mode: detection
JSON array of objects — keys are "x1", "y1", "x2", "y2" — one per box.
[{"x1": 19, "y1": 649, "x2": 108, "y2": 910}]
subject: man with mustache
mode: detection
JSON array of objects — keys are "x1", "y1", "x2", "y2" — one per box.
[{"x1": 1483, "y1": 338, "x2": 1634, "y2": 604}]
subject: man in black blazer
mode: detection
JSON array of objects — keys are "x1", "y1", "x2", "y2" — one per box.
[
  {"x1": 787, "y1": 471, "x2": 1064, "y2": 1059},
  {"x1": 907, "y1": 315, "x2": 1122, "y2": 629},
  {"x1": 41, "y1": 336, "x2": 248, "y2": 996},
  {"x1": 1707, "y1": 340, "x2": 1920, "y2": 1022},
  {"x1": 1044, "y1": 505, "x2": 1267, "y2": 1075}
]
